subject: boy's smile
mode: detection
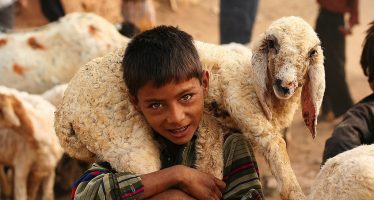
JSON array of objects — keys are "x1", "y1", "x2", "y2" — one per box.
[{"x1": 131, "y1": 72, "x2": 209, "y2": 145}]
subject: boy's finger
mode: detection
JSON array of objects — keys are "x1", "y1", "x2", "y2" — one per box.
[
  {"x1": 212, "y1": 188, "x2": 222, "y2": 200},
  {"x1": 214, "y1": 184, "x2": 223, "y2": 199},
  {"x1": 214, "y1": 178, "x2": 226, "y2": 192}
]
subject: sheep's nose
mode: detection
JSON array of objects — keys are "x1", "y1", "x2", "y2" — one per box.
[{"x1": 275, "y1": 79, "x2": 290, "y2": 94}]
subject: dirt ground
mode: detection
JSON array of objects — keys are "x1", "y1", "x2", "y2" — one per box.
[{"x1": 13, "y1": 0, "x2": 374, "y2": 199}]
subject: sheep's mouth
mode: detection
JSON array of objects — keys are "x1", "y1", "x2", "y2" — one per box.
[{"x1": 273, "y1": 84, "x2": 296, "y2": 99}]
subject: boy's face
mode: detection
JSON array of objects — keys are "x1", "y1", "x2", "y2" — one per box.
[{"x1": 130, "y1": 71, "x2": 209, "y2": 145}]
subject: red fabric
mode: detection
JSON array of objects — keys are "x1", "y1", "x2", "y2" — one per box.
[{"x1": 317, "y1": 0, "x2": 359, "y2": 26}]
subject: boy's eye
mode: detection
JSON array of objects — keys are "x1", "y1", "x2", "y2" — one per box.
[
  {"x1": 150, "y1": 103, "x2": 163, "y2": 109},
  {"x1": 181, "y1": 94, "x2": 192, "y2": 101}
]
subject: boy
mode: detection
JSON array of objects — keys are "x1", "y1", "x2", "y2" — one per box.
[
  {"x1": 71, "y1": 26, "x2": 264, "y2": 200},
  {"x1": 322, "y1": 21, "x2": 374, "y2": 165}
]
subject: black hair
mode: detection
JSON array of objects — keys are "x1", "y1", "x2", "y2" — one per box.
[
  {"x1": 360, "y1": 21, "x2": 374, "y2": 82},
  {"x1": 118, "y1": 21, "x2": 140, "y2": 38},
  {"x1": 122, "y1": 25, "x2": 203, "y2": 97}
]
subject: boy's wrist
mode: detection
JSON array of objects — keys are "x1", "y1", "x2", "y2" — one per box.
[
  {"x1": 172, "y1": 165, "x2": 187, "y2": 187},
  {"x1": 168, "y1": 165, "x2": 191, "y2": 190}
]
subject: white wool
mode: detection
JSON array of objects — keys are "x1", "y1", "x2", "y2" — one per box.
[
  {"x1": 309, "y1": 145, "x2": 374, "y2": 200},
  {"x1": 42, "y1": 84, "x2": 68, "y2": 107}
]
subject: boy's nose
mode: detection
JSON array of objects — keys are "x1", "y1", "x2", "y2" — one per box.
[{"x1": 166, "y1": 104, "x2": 185, "y2": 124}]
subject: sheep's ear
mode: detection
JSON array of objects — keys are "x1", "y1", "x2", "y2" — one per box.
[
  {"x1": 251, "y1": 35, "x2": 272, "y2": 120},
  {"x1": 301, "y1": 53, "x2": 325, "y2": 138},
  {"x1": 1, "y1": 97, "x2": 21, "y2": 127}
]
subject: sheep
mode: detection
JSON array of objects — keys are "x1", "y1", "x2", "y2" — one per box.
[
  {"x1": 41, "y1": 84, "x2": 68, "y2": 107},
  {"x1": 40, "y1": 83, "x2": 91, "y2": 197},
  {"x1": 0, "y1": 12, "x2": 128, "y2": 94},
  {"x1": 0, "y1": 165, "x2": 12, "y2": 199},
  {"x1": 308, "y1": 144, "x2": 374, "y2": 200},
  {"x1": 55, "y1": 16, "x2": 325, "y2": 200},
  {"x1": 0, "y1": 86, "x2": 64, "y2": 200}
]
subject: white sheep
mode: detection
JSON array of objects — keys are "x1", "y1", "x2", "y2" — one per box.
[
  {"x1": 0, "y1": 12, "x2": 128, "y2": 94},
  {"x1": 41, "y1": 84, "x2": 68, "y2": 107},
  {"x1": 308, "y1": 144, "x2": 374, "y2": 200},
  {"x1": 0, "y1": 165, "x2": 12, "y2": 199},
  {"x1": 55, "y1": 16, "x2": 325, "y2": 200},
  {"x1": 0, "y1": 86, "x2": 64, "y2": 200}
]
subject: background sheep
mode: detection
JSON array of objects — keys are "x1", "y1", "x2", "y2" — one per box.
[
  {"x1": 308, "y1": 144, "x2": 374, "y2": 200},
  {"x1": 0, "y1": 86, "x2": 63, "y2": 200},
  {"x1": 0, "y1": 166, "x2": 12, "y2": 199},
  {"x1": 41, "y1": 84, "x2": 92, "y2": 198},
  {"x1": 0, "y1": 12, "x2": 128, "y2": 94},
  {"x1": 41, "y1": 84, "x2": 68, "y2": 107},
  {"x1": 55, "y1": 16, "x2": 324, "y2": 200}
]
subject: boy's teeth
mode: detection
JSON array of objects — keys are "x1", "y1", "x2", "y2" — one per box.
[{"x1": 171, "y1": 126, "x2": 187, "y2": 132}]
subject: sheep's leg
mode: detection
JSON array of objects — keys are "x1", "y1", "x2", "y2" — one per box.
[
  {"x1": 223, "y1": 89, "x2": 306, "y2": 199},
  {"x1": 27, "y1": 172, "x2": 43, "y2": 200},
  {"x1": 0, "y1": 165, "x2": 12, "y2": 199},
  {"x1": 255, "y1": 134, "x2": 306, "y2": 200},
  {"x1": 14, "y1": 166, "x2": 29, "y2": 200},
  {"x1": 40, "y1": 170, "x2": 55, "y2": 200},
  {"x1": 0, "y1": 165, "x2": 5, "y2": 198}
]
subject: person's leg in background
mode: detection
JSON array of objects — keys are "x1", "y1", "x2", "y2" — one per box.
[
  {"x1": 219, "y1": 0, "x2": 259, "y2": 44},
  {"x1": 316, "y1": 8, "x2": 353, "y2": 119},
  {"x1": 121, "y1": 0, "x2": 156, "y2": 32}
]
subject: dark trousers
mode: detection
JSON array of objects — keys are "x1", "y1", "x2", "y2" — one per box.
[
  {"x1": 315, "y1": 8, "x2": 353, "y2": 117},
  {"x1": 40, "y1": 0, "x2": 65, "y2": 22},
  {"x1": 0, "y1": 3, "x2": 15, "y2": 29},
  {"x1": 219, "y1": 0, "x2": 259, "y2": 44}
]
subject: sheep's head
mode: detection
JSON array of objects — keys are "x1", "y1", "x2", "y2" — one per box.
[
  {"x1": 0, "y1": 94, "x2": 21, "y2": 128},
  {"x1": 251, "y1": 16, "x2": 325, "y2": 138}
]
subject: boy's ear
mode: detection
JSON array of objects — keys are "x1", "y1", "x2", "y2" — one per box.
[
  {"x1": 370, "y1": 81, "x2": 374, "y2": 92},
  {"x1": 202, "y1": 70, "x2": 209, "y2": 93},
  {"x1": 127, "y1": 91, "x2": 140, "y2": 111}
]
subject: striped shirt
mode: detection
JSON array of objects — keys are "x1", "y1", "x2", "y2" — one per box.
[{"x1": 71, "y1": 133, "x2": 264, "y2": 200}]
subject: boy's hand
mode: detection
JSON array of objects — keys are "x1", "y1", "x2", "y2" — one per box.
[
  {"x1": 339, "y1": 25, "x2": 352, "y2": 35},
  {"x1": 148, "y1": 189, "x2": 196, "y2": 200},
  {"x1": 177, "y1": 165, "x2": 226, "y2": 200}
]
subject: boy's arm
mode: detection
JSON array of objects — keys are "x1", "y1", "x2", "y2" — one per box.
[
  {"x1": 147, "y1": 189, "x2": 196, "y2": 200},
  {"x1": 71, "y1": 162, "x2": 145, "y2": 200},
  {"x1": 72, "y1": 163, "x2": 225, "y2": 200},
  {"x1": 139, "y1": 165, "x2": 225, "y2": 200}
]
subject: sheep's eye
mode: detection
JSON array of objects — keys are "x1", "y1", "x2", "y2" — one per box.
[
  {"x1": 267, "y1": 40, "x2": 275, "y2": 49},
  {"x1": 309, "y1": 49, "x2": 317, "y2": 57}
]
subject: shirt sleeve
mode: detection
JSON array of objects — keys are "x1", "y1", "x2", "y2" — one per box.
[
  {"x1": 222, "y1": 134, "x2": 264, "y2": 200},
  {"x1": 71, "y1": 163, "x2": 144, "y2": 200},
  {"x1": 322, "y1": 102, "x2": 374, "y2": 165}
]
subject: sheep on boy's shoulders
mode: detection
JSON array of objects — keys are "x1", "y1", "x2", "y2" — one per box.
[{"x1": 56, "y1": 16, "x2": 325, "y2": 200}]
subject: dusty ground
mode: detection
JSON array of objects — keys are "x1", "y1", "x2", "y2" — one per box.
[{"x1": 13, "y1": 0, "x2": 374, "y2": 199}]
